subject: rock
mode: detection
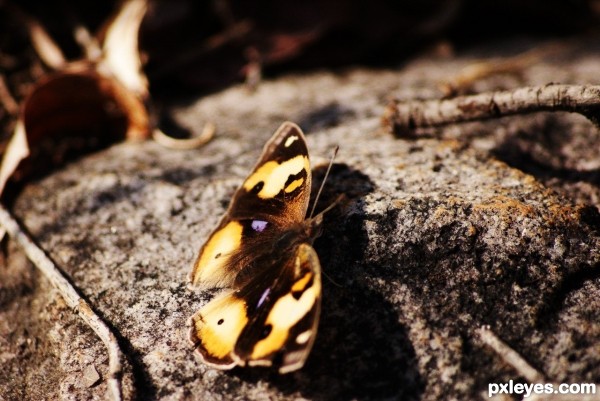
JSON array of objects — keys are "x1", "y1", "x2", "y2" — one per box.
[
  {"x1": 1, "y1": 40, "x2": 599, "y2": 400},
  {"x1": 83, "y1": 365, "x2": 101, "y2": 388}
]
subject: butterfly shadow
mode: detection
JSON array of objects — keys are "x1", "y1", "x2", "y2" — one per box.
[{"x1": 233, "y1": 164, "x2": 425, "y2": 401}]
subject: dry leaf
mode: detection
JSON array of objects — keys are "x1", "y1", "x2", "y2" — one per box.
[
  {"x1": 99, "y1": 0, "x2": 149, "y2": 98},
  {"x1": 0, "y1": 0, "x2": 151, "y2": 196},
  {"x1": 0, "y1": 121, "x2": 28, "y2": 195}
]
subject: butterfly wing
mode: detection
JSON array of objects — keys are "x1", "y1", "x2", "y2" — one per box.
[
  {"x1": 230, "y1": 121, "x2": 312, "y2": 224},
  {"x1": 189, "y1": 122, "x2": 312, "y2": 289},
  {"x1": 188, "y1": 289, "x2": 245, "y2": 369},
  {"x1": 189, "y1": 243, "x2": 321, "y2": 373},
  {"x1": 234, "y1": 243, "x2": 321, "y2": 373}
]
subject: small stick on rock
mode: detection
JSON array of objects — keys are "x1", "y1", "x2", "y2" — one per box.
[
  {"x1": 478, "y1": 325, "x2": 544, "y2": 383},
  {"x1": 441, "y1": 41, "x2": 570, "y2": 97},
  {"x1": 383, "y1": 84, "x2": 600, "y2": 137},
  {"x1": 0, "y1": 203, "x2": 124, "y2": 401},
  {"x1": 152, "y1": 121, "x2": 216, "y2": 150},
  {"x1": 479, "y1": 326, "x2": 600, "y2": 401}
]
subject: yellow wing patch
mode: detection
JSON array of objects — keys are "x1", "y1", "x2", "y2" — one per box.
[
  {"x1": 243, "y1": 155, "x2": 309, "y2": 199},
  {"x1": 295, "y1": 330, "x2": 312, "y2": 345},
  {"x1": 284, "y1": 178, "x2": 304, "y2": 193},
  {"x1": 192, "y1": 292, "x2": 248, "y2": 362},
  {"x1": 291, "y1": 271, "x2": 313, "y2": 293},
  {"x1": 250, "y1": 260, "x2": 321, "y2": 360},
  {"x1": 191, "y1": 221, "x2": 243, "y2": 286},
  {"x1": 284, "y1": 135, "x2": 299, "y2": 147}
]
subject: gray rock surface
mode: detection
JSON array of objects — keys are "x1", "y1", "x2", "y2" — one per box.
[{"x1": 2, "y1": 40, "x2": 600, "y2": 400}]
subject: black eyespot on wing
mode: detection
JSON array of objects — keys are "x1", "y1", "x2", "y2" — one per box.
[
  {"x1": 284, "y1": 170, "x2": 307, "y2": 186},
  {"x1": 251, "y1": 182, "x2": 264, "y2": 194},
  {"x1": 217, "y1": 318, "x2": 224, "y2": 325},
  {"x1": 261, "y1": 324, "x2": 272, "y2": 339}
]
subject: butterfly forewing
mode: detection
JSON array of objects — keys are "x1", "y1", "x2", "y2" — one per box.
[
  {"x1": 190, "y1": 122, "x2": 311, "y2": 288},
  {"x1": 230, "y1": 122, "x2": 312, "y2": 224}
]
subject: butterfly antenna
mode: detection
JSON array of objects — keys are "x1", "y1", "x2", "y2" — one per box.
[
  {"x1": 309, "y1": 146, "x2": 339, "y2": 219},
  {"x1": 322, "y1": 269, "x2": 343, "y2": 288}
]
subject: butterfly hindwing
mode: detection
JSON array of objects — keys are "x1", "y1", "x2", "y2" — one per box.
[
  {"x1": 188, "y1": 122, "x2": 322, "y2": 373},
  {"x1": 190, "y1": 243, "x2": 321, "y2": 373},
  {"x1": 188, "y1": 289, "x2": 245, "y2": 369}
]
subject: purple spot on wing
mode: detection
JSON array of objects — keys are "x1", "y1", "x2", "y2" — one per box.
[
  {"x1": 257, "y1": 288, "x2": 270, "y2": 308},
  {"x1": 251, "y1": 220, "x2": 268, "y2": 232}
]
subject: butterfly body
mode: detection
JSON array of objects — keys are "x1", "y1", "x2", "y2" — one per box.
[{"x1": 188, "y1": 122, "x2": 323, "y2": 374}]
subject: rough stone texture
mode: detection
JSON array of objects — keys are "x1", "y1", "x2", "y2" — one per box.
[{"x1": 2, "y1": 40, "x2": 600, "y2": 400}]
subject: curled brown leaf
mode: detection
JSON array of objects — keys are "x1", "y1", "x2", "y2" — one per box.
[{"x1": 0, "y1": 0, "x2": 151, "y2": 197}]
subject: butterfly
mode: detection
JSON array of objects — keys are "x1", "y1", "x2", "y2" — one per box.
[{"x1": 188, "y1": 121, "x2": 331, "y2": 374}]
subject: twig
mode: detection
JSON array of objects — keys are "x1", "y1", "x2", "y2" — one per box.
[
  {"x1": 479, "y1": 326, "x2": 600, "y2": 401},
  {"x1": 152, "y1": 121, "x2": 216, "y2": 150},
  {"x1": 243, "y1": 47, "x2": 262, "y2": 92},
  {"x1": 150, "y1": 20, "x2": 253, "y2": 80},
  {"x1": 73, "y1": 24, "x2": 102, "y2": 62},
  {"x1": 59, "y1": 2, "x2": 102, "y2": 62},
  {"x1": 0, "y1": 203, "x2": 124, "y2": 401},
  {"x1": 441, "y1": 42, "x2": 569, "y2": 97},
  {"x1": 383, "y1": 84, "x2": 600, "y2": 136},
  {"x1": 478, "y1": 325, "x2": 544, "y2": 383},
  {"x1": 5, "y1": 2, "x2": 66, "y2": 69}
]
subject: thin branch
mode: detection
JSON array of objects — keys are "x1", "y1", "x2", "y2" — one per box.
[
  {"x1": 73, "y1": 23, "x2": 102, "y2": 61},
  {"x1": 0, "y1": 203, "x2": 124, "y2": 401},
  {"x1": 5, "y1": 3, "x2": 66, "y2": 69},
  {"x1": 440, "y1": 41, "x2": 570, "y2": 97},
  {"x1": 478, "y1": 325, "x2": 545, "y2": 383},
  {"x1": 479, "y1": 326, "x2": 600, "y2": 401},
  {"x1": 152, "y1": 121, "x2": 216, "y2": 150},
  {"x1": 383, "y1": 84, "x2": 600, "y2": 136},
  {"x1": 149, "y1": 20, "x2": 253, "y2": 80},
  {"x1": 59, "y1": 2, "x2": 102, "y2": 61}
]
